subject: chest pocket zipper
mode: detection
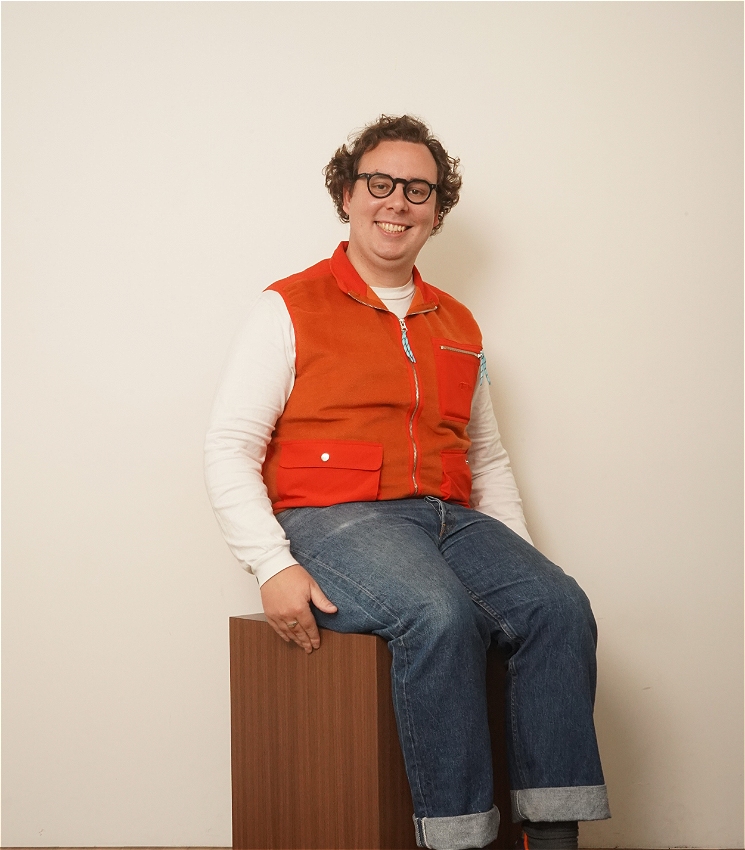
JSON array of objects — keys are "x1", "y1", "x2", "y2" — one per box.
[{"x1": 439, "y1": 345, "x2": 491, "y2": 386}]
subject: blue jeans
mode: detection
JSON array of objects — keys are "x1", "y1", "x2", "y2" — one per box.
[{"x1": 277, "y1": 498, "x2": 610, "y2": 850}]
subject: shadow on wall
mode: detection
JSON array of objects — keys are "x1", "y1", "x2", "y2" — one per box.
[
  {"x1": 583, "y1": 648, "x2": 667, "y2": 848},
  {"x1": 416, "y1": 216, "x2": 495, "y2": 307}
]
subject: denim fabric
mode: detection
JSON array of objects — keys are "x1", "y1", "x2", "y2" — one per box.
[{"x1": 277, "y1": 498, "x2": 609, "y2": 849}]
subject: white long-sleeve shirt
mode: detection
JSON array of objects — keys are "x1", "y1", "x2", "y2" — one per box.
[{"x1": 204, "y1": 284, "x2": 532, "y2": 587}]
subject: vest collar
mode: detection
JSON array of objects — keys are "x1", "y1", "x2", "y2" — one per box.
[{"x1": 329, "y1": 241, "x2": 439, "y2": 315}]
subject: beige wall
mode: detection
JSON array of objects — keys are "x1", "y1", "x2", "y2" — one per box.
[{"x1": 2, "y1": 2, "x2": 742, "y2": 847}]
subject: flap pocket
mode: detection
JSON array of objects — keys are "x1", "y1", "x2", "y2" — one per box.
[
  {"x1": 279, "y1": 440, "x2": 383, "y2": 471},
  {"x1": 276, "y1": 440, "x2": 384, "y2": 508}
]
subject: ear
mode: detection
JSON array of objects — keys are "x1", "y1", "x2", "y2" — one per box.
[
  {"x1": 342, "y1": 183, "x2": 353, "y2": 216},
  {"x1": 432, "y1": 204, "x2": 441, "y2": 230}
]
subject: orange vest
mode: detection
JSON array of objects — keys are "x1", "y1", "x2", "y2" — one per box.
[{"x1": 262, "y1": 242, "x2": 485, "y2": 512}]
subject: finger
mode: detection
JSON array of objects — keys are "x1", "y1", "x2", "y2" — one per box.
[
  {"x1": 282, "y1": 616, "x2": 314, "y2": 653},
  {"x1": 295, "y1": 611, "x2": 322, "y2": 651},
  {"x1": 276, "y1": 608, "x2": 317, "y2": 653},
  {"x1": 267, "y1": 617, "x2": 291, "y2": 643},
  {"x1": 309, "y1": 581, "x2": 338, "y2": 613}
]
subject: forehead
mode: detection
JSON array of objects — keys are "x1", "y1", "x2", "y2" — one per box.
[{"x1": 359, "y1": 141, "x2": 438, "y2": 181}]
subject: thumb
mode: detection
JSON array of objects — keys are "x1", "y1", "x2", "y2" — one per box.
[{"x1": 309, "y1": 580, "x2": 338, "y2": 613}]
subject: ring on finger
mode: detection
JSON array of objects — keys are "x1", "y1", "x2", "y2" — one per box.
[{"x1": 285, "y1": 620, "x2": 299, "y2": 629}]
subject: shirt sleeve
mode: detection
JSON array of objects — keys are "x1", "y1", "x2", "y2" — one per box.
[
  {"x1": 204, "y1": 290, "x2": 301, "y2": 586},
  {"x1": 466, "y1": 380, "x2": 534, "y2": 545}
]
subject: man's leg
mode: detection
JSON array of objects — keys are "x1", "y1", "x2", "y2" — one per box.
[
  {"x1": 277, "y1": 500, "x2": 501, "y2": 850},
  {"x1": 434, "y1": 499, "x2": 610, "y2": 828}
]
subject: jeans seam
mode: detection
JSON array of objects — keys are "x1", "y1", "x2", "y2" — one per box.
[
  {"x1": 464, "y1": 587, "x2": 521, "y2": 643},
  {"x1": 392, "y1": 633, "x2": 429, "y2": 816},
  {"x1": 508, "y1": 657, "x2": 530, "y2": 789}
]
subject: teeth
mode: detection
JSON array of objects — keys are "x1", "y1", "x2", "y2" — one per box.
[{"x1": 377, "y1": 222, "x2": 408, "y2": 233}]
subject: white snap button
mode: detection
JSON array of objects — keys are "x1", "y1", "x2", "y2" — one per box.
[{"x1": 321, "y1": 452, "x2": 330, "y2": 462}]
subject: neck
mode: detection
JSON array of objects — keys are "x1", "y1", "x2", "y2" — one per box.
[{"x1": 345, "y1": 244, "x2": 415, "y2": 289}]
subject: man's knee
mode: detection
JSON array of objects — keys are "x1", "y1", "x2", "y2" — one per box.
[
  {"x1": 399, "y1": 590, "x2": 489, "y2": 649},
  {"x1": 530, "y1": 569, "x2": 597, "y2": 644}
]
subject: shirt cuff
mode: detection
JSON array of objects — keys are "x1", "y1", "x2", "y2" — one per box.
[{"x1": 252, "y1": 546, "x2": 301, "y2": 587}]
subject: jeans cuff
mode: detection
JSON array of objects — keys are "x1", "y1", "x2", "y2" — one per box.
[
  {"x1": 511, "y1": 785, "x2": 611, "y2": 822},
  {"x1": 414, "y1": 805, "x2": 500, "y2": 849}
]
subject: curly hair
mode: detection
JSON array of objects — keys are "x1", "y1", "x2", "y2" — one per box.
[{"x1": 324, "y1": 115, "x2": 461, "y2": 235}]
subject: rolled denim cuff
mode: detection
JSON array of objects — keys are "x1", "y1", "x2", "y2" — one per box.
[
  {"x1": 511, "y1": 784, "x2": 611, "y2": 822},
  {"x1": 414, "y1": 804, "x2": 500, "y2": 849}
]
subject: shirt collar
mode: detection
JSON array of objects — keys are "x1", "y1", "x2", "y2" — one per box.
[{"x1": 329, "y1": 241, "x2": 440, "y2": 313}]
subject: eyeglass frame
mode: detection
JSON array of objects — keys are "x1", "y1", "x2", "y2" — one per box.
[{"x1": 354, "y1": 172, "x2": 439, "y2": 205}]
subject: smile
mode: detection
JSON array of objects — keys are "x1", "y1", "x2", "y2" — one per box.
[{"x1": 376, "y1": 222, "x2": 410, "y2": 233}]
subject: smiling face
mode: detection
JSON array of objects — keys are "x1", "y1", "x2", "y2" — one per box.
[{"x1": 342, "y1": 140, "x2": 440, "y2": 288}]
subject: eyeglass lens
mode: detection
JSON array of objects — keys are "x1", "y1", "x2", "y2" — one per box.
[{"x1": 367, "y1": 174, "x2": 434, "y2": 204}]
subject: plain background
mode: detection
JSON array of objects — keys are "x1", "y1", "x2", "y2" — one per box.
[{"x1": 2, "y1": 2, "x2": 743, "y2": 848}]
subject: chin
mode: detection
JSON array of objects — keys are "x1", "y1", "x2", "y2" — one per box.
[{"x1": 375, "y1": 246, "x2": 411, "y2": 263}]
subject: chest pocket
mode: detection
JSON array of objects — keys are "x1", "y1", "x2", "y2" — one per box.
[{"x1": 432, "y1": 338, "x2": 482, "y2": 423}]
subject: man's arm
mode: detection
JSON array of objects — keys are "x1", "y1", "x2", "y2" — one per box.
[
  {"x1": 467, "y1": 381, "x2": 534, "y2": 545},
  {"x1": 204, "y1": 291, "x2": 336, "y2": 652}
]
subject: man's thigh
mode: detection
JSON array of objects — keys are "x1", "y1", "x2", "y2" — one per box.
[
  {"x1": 438, "y1": 503, "x2": 594, "y2": 649},
  {"x1": 276, "y1": 499, "x2": 483, "y2": 639}
]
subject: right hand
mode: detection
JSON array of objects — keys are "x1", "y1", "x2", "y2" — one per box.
[{"x1": 260, "y1": 563, "x2": 338, "y2": 653}]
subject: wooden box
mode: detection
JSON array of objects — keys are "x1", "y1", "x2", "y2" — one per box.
[{"x1": 230, "y1": 614, "x2": 520, "y2": 849}]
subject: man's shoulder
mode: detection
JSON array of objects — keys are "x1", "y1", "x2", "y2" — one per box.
[
  {"x1": 266, "y1": 257, "x2": 334, "y2": 294},
  {"x1": 425, "y1": 281, "x2": 461, "y2": 305},
  {"x1": 425, "y1": 281, "x2": 479, "y2": 324}
]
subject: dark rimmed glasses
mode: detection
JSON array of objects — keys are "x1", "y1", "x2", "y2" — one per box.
[{"x1": 355, "y1": 172, "x2": 438, "y2": 204}]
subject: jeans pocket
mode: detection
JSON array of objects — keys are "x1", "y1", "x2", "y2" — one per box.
[
  {"x1": 432, "y1": 337, "x2": 482, "y2": 423},
  {"x1": 441, "y1": 449, "x2": 472, "y2": 505},
  {"x1": 276, "y1": 439, "x2": 383, "y2": 506}
]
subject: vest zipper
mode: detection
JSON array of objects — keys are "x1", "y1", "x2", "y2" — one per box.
[
  {"x1": 400, "y1": 319, "x2": 416, "y2": 364},
  {"x1": 399, "y1": 318, "x2": 420, "y2": 496},
  {"x1": 346, "y1": 290, "x2": 435, "y2": 497},
  {"x1": 439, "y1": 345, "x2": 492, "y2": 385}
]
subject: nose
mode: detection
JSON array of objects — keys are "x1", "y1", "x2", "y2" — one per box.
[{"x1": 385, "y1": 183, "x2": 409, "y2": 210}]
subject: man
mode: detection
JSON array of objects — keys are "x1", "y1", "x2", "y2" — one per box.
[{"x1": 205, "y1": 114, "x2": 610, "y2": 850}]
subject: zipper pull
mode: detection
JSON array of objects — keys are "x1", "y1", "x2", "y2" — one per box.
[
  {"x1": 478, "y1": 350, "x2": 491, "y2": 385},
  {"x1": 399, "y1": 318, "x2": 416, "y2": 363}
]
